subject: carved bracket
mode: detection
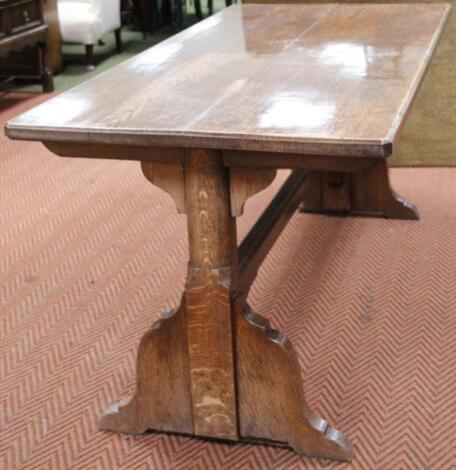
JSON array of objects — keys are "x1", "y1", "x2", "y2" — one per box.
[
  {"x1": 230, "y1": 167, "x2": 277, "y2": 217},
  {"x1": 141, "y1": 161, "x2": 186, "y2": 214},
  {"x1": 142, "y1": 162, "x2": 277, "y2": 218}
]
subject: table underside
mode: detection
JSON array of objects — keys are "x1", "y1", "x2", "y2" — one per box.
[{"x1": 42, "y1": 142, "x2": 419, "y2": 461}]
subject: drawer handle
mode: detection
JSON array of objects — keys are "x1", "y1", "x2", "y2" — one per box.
[{"x1": 23, "y1": 10, "x2": 30, "y2": 23}]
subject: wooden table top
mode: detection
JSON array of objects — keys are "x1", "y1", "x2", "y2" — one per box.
[{"x1": 6, "y1": 3, "x2": 450, "y2": 157}]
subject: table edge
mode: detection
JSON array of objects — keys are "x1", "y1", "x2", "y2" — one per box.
[{"x1": 4, "y1": 124, "x2": 391, "y2": 158}]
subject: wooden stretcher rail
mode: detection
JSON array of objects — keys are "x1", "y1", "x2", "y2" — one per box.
[{"x1": 238, "y1": 170, "x2": 308, "y2": 294}]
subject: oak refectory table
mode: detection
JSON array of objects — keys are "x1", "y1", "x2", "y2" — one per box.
[{"x1": 5, "y1": 4, "x2": 450, "y2": 461}]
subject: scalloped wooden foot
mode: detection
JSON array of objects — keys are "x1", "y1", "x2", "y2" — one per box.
[
  {"x1": 299, "y1": 160, "x2": 419, "y2": 220},
  {"x1": 99, "y1": 265, "x2": 238, "y2": 441},
  {"x1": 99, "y1": 302, "x2": 193, "y2": 434},
  {"x1": 235, "y1": 300, "x2": 352, "y2": 461}
]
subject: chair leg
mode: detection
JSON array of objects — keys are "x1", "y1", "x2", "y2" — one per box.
[
  {"x1": 208, "y1": 0, "x2": 213, "y2": 15},
  {"x1": 175, "y1": 0, "x2": 183, "y2": 27},
  {"x1": 134, "y1": 0, "x2": 147, "y2": 38},
  {"x1": 115, "y1": 28, "x2": 122, "y2": 54},
  {"x1": 194, "y1": 0, "x2": 203, "y2": 20},
  {"x1": 38, "y1": 41, "x2": 54, "y2": 92},
  {"x1": 150, "y1": 0, "x2": 160, "y2": 31},
  {"x1": 85, "y1": 44, "x2": 95, "y2": 71}
]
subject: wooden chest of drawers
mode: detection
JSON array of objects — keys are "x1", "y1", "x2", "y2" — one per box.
[
  {"x1": 1, "y1": 0, "x2": 42, "y2": 36},
  {"x1": 0, "y1": 0, "x2": 54, "y2": 92}
]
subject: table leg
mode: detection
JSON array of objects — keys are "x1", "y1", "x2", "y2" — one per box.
[
  {"x1": 99, "y1": 150, "x2": 352, "y2": 461},
  {"x1": 100, "y1": 148, "x2": 238, "y2": 439},
  {"x1": 300, "y1": 160, "x2": 419, "y2": 220},
  {"x1": 38, "y1": 40, "x2": 54, "y2": 93}
]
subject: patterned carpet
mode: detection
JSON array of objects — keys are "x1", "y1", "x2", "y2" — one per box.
[{"x1": 1, "y1": 92, "x2": 456, "y2": 469}]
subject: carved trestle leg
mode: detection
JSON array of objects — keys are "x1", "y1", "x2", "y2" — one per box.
[
  {"x1": 300, "y1": 160, "x2": 419, "y2": 220},
  {"x1": 100, "y1": 151, "x2": 352, "y2": 461},
  {"x1": 100, "y1": 148, "x2": 238, "y2": 440}
]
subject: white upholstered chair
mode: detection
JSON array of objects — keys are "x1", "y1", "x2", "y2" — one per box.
[{"x1": 57, "y1": 0, "x2": 122, "y2": 70}]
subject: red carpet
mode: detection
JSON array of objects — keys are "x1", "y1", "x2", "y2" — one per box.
[{"x1": 1, "y1": 92, "x2": 456, "y2": 469}]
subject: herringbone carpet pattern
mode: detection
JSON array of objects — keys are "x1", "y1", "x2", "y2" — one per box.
[{"x1": 1, "y1": 92, "x2": 456, "y2": 469}]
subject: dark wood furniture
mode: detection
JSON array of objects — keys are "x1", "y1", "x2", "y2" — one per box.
[
  {"x1": 192, "y1": 0, "x2": 235, "y2": 21},
  {"x1": 132, "y1": 0, "x2": 235, "y2": 31},
  {"x1": 126, "y1": 0, "x2": 166, "y2": 33},
  {"x1": 207, "y1": 0, "x2": 233, "y2": 16},
  {"x1": 5, "y1": 4, "x2": 450, "y2": 460},
  {"x1": 123, "y1": 0, "x2": 148, "y2": 37},
  {"x1": 0, "y1": 0, "x2": 54, "y2": 92}
]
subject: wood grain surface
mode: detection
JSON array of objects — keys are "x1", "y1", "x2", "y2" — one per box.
[
  {"x1": 235, "y1": 301, "x2": 352, "y2": 461},
  {"x1": 183, "y1": 149, "x2": 238, "y2": 440},
  {"x1": 245, "y1": 0, "x2": 456, "y2": 166},
  {"x1": 229, "y1": 167, "x2": 277, "y2": 216},
  {"x1": 300, "y1": 161, "x2": 419, "y2": 219},
  {"x1": 6, "y1": 4, "x2": 450, "y2": 158}
]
